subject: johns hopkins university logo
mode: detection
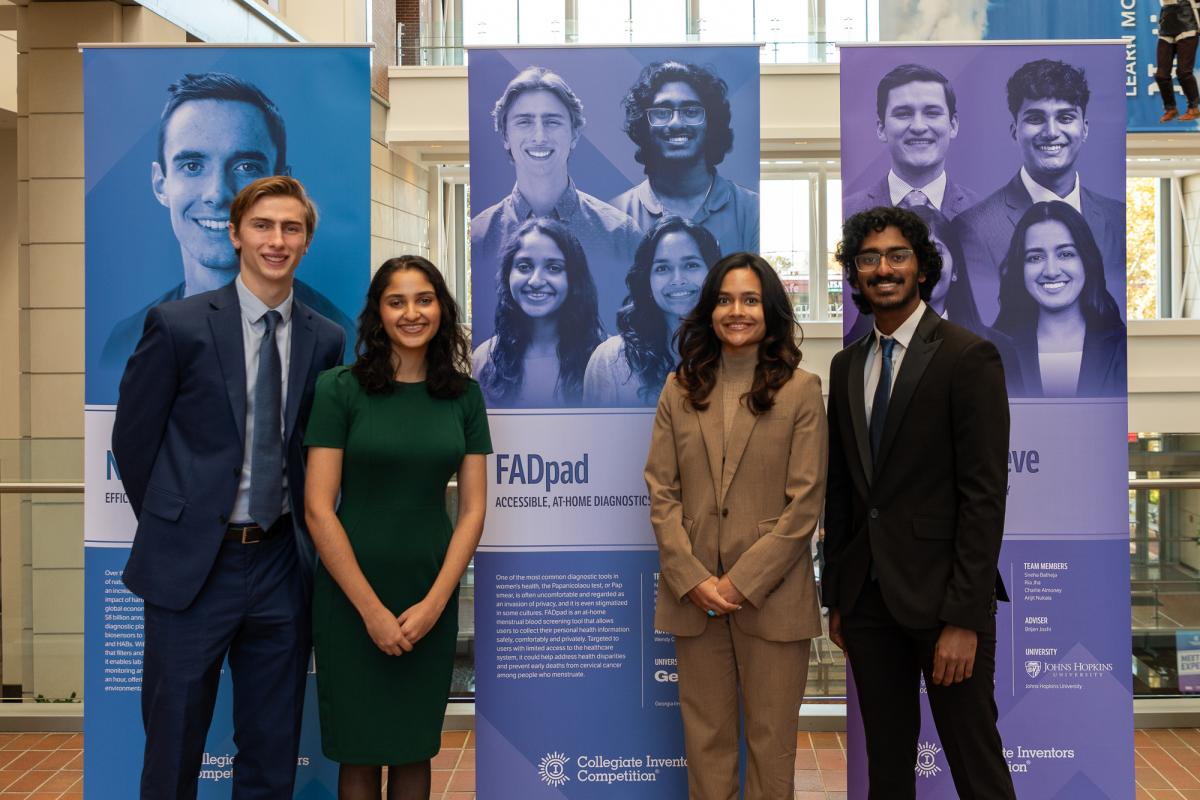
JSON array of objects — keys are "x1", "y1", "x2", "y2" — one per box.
[
  {"x1": 538, "y1": 752, "x2": 570, "y2": 788},
  {"x1": 915, "y1": 742, "x2": 943, "y2": 778},
  {"x1": 1026, "y1": 660, "x2": 1043, "y2": 678}
]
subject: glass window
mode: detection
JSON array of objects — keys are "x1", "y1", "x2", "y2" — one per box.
[
  {"x1": 464, "y1": 0, "x2": 518, "y2": 45},
  {"x1": 630, "y1": 0, "x2": 686, "y2": 43},
  {"x1": 518, "y1": 0, "x2": 567, "y2": 44},
  {"x1": 1127, "y1": 176, "x2": 1162, "y2": 320},
  {"x1": 761, "y1": 178, "x2": 813, "y2": 320},
  {"x1": 824, "y1": 0, "x2": 878, "y2": 61},
  {"x1": 697, "y1": 0, "x2": 755, "y2": 42},
  {"x1": 576, "y1": 0, "x2": 631, "y2": 43},
  {"x1": 1130, "y1": 433, "x2": 1200, "y2": 696},
  {"x1": 757, "y1": 0, "x2": 812, "y2": 64},
  {"x1": 826, "y1": 177, "x2": 844, "y2": 320}
]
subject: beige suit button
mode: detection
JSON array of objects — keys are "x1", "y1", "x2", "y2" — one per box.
[{"x1": 721, "y1": 508, "x2": 729, "y2": 517}]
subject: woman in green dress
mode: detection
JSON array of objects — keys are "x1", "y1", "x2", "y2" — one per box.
[{"x1": 304, "y1": 255, "x2": 491, "y2": 799}]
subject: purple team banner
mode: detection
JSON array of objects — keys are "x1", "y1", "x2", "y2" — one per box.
[
  {"x1": 840, "y1": 42, "x2": 1132, "y2": 797},
  {"x1": 467, "y1": 45, "x2": 759, "y2": 797}
]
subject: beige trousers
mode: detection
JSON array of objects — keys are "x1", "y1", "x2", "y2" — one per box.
[{"x1": 673, "y1": 615, "x2": 810, "y2": 800}]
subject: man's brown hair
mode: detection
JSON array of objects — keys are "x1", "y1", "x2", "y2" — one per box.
[{"x1": 229, "y1": 175, "x2": 318, "y2": 244}]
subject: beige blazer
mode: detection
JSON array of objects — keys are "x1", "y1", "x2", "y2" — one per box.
[{"x1": 644, "y1": 368, "x2": 828, "y2": 642}]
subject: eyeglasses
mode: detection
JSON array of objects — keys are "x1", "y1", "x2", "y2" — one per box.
[
  {"x1": 854, "y1": 248, "x2": 914, "y2": 271},
  {"x1": 645, "y1": 105, "x2": 706, "y2": 127}
]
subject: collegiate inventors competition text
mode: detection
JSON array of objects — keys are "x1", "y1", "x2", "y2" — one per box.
[{"x1": 493, "y1": 452, "x2": 649, "y2": 508}]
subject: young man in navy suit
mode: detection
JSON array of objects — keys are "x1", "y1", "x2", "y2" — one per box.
[
  {"x1": 843, "y1": 64, "x2": 979, "y2": 221},
  {"x1": 113, "y1": 176, "x2": 345, "y2": 799},
  {"x1": 953, "y1": 59, "x2": 1126, "y2": 326}
]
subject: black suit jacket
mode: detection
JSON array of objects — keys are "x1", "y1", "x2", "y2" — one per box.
[
  {"x1": 112, "y1": 280, "x2": 346, "y2": 610},
  {"x1": 823, "y1": 307, "x2": 1010, "y2": 632},
  {"x1": 953, "y1": 172, "x2": 1127, "y2": 327},
  {"x1": 842, "y1": 173, "x2": 980, "y2": 220}
]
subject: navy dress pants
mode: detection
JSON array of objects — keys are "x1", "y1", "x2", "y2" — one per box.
[{"x1": 139, "y1": 531, "x2": 310, "y2": 799}]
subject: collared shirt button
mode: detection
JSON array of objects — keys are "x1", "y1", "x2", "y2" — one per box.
[{"x1": 869, "y1": 508, "x2": 879, "y2": 519}]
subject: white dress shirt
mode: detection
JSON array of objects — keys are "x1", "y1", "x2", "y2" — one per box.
[
  {"x1": 1020, "y1": 166, "x2": 1082, "y2": 213},
  {"x1": 888, "y1": 170, "x2": 948, "y2": 211},
  {"x1": 864, "y1": 301, "x2": 926, "y2": 420},
  {"x1": 230, "y1": 275, "x2": 294, "y2": 525}
]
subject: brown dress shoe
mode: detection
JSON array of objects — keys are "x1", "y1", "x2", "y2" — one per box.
[
  {"x1": 1180, "y1": 107, "x2": 1200, "y2": 121},
  {"x1": 1161, "y1": 108, "x2": 1180, "y2": 122}
]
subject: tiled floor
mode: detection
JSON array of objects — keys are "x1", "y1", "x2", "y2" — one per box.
[
  {"x1": 0, "y1": 732, "x2": 82, "y2": 798},
  {"x1": 1, "y1": 728, "x2": 1200, "y2": 797}
]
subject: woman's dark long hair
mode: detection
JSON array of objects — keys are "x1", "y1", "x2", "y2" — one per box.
[
  {"x1": 993, "y1": 201, "x2": 1122, "y2": 337},
  {"x1": 675, "y1": 252, "x2": 801, "y2": 415},
  {"x1": 908, "y1": 204, "x2": 986, "y2": 335},
  {"x1": 350, "y1": 255, "x2": 471, "y2": 398},
  {"x1": 618, "y1": 216, "x2": 721, "y2": 403},
  {"x1": 479, "y1": 218, "x2": 604, "y2": 404}
]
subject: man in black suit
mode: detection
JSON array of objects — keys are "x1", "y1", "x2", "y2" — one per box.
[
  {"x1": 113, "y1": 176, "x2": 345, "y2": 798},
  {"x1": 824, "y1": 206, "x2": 1015, "y2": 799},
  {"x1": 953, "y1": 58, "x2": 1126, "y2": 326},
  {"x1": 843, "y1": 64, "x2": 978, "y2": 220}
]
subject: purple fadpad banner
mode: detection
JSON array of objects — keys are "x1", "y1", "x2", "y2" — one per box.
[
  {"x1": 468, "y1": 45, "x2": 760, "y2": 798},
  {"x1": 839, "y1": 42, "x2": 1132, "y2": 798}
]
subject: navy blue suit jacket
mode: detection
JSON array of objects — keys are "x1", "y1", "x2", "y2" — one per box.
[
  {"x1": 113, "y1": 280, "x2": 345, "y2": 610},
  {"x1": 952, "y1": 173, "x2": 1126, "y2": 327},
  {"x1": 842, "y1": 173, "x2": 980, "y2": 220}
]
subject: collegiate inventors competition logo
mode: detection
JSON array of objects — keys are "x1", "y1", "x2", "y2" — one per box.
[
  {"x1": 538, "y1": 752, "x2": 570, "y2": 788},
  {"x1": 536, "y1": 750, "x2": 687, "y2": 786},
  {"x1": 915, "y1": 742, "x2": 943, "y2": 778}
]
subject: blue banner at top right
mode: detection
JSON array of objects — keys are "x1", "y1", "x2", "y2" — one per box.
[{"x1": 983, "y1": 0, "x2": 1183, "y2": 131}]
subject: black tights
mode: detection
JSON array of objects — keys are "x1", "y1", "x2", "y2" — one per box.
[{"x1": 337, "y1": 760, "x2": 432, "y2": 800}]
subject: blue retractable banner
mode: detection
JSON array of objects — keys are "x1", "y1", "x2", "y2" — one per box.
[
  {"x1": 82, "y1": 45, "x2": 369, "y2": 798},
  {"x1": 467, "y1": 44, "x2": 760, "y2": 796}
]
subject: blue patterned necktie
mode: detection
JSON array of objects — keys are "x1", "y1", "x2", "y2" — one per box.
[
  {"x1": 249, "y1": 310, "x2": 283, "y2": 530},
  {"x1": 869, "y1": 336, "x2": 896, "y2": 460}
]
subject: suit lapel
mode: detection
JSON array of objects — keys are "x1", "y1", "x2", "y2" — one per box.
[
  {"x1": 870, "y1": 175, "x2": 889, "y2": 206},
  {"x1": 720, "y1": 397, "x2": 759, "y2": 505},
  {"x1": 695, "y1": 385, "x2": 724, "y2": 504},
  {"x1": 209, "y1": 283, "x2": 248, "y2": 446},
  {"x1": 874, "y1": 307, "x2": 942, "y2": 474},
  {"x1": 848, "y1": 334, "x2": 873, "y2": 483},
  {"x1": 1079, "y1": 188, "x2": 1114, "y2": 255},
  {"x1": 285, "y1": 300, "x2": 317, "y2": 444},
  {"x1": 1003, "y1": 172, "x2": 1033, "y2": 227},
  {"x1": 944, "y1": 178, "x2": 967, "y2": 217}
]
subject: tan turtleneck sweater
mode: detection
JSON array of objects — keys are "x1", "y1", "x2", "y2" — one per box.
[{"x1": 720, "y1": 348, "x2": 757, "y2": 454}]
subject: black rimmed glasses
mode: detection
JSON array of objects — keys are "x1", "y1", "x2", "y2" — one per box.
[
  {"x1": 645, "y1": 105, "x2": 706, "y2": 127},
  {"x1": 854, "y1": 248, "x2": 914, "y2": 271}
]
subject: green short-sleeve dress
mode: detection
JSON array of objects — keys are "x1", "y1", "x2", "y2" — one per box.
[{"x1": 304, "y1": 366, "x2": 492, "y2": 764}]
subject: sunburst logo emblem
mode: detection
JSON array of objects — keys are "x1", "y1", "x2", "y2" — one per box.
[
  {"x1": 915, "y1": 742, "x2": 942, "y2": 778},
  {"x1": 538, "y1": 752, "x2": 570, "y2": 787}
]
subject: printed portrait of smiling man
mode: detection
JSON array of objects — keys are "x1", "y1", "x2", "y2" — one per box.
[
  {"x1": 843, "y1": 64, "x2": 979, "y2": 221},
  {"x1": 100, "y1": 72, "x2": 355, "y2": 368},
  {"x1": 611, "y1": 60, "x2": 759, "y2": 255},
  {"x1": 953, "y1": 59, "x2": 1125, "y2": 326},
  {"x1": 470, "y1": 65, "x2": 642, "y2": 320}
]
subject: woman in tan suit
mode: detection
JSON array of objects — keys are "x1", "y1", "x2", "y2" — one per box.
[{"x1": 645, "y1": 252, "x2": 828, "y2": 800}]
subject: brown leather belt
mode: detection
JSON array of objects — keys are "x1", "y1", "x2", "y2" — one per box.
[{"x1": 225, "y1": 514, "x2": 291, "y2": 544}]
